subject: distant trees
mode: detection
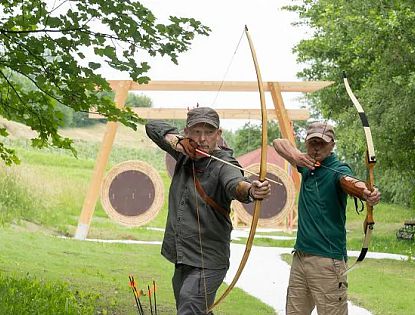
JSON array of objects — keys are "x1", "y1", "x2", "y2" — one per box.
[
  {"x1": 225, "y1": 121, "x2": 282, "y2": 157},
  {"x1": 58, "y1": 92, "x2": 153, "y2": 128},
  {"x1": 126, "y1": 93, "x2": 152, "y2": 108}
]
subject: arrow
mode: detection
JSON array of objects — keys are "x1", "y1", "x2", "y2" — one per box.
[{"x1": 195, "y1": 148, "x2": 282, "y2": 186}]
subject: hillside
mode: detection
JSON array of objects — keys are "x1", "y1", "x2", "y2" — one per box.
[{"x1": 0, "y1": 117, "x2": 156, "y2": 150}]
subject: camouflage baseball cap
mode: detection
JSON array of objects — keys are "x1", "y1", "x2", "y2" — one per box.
[
  {"x1": 305, "y1": 122, "x2": 335, "y2": 142},
  {"x1": 186, "y1": 107, "x2": 220, "y2": 129}
]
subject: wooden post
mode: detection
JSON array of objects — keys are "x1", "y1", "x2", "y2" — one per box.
[
  {"x1": 269, "y1": 82, "x2": 302, "y2": 232},
  {"x1": 269, "y1": 82, "x2": 301, "y2": 191},
  {"x1": 74, "y1": 80, "x2": 132, "y2": 240}
]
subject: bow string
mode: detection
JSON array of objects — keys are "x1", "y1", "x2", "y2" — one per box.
[{"x1": 208, "y1": 25, "x2": 268, "y2": 312}]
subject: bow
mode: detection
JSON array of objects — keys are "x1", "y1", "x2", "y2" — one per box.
[
  {"x1": 208, "y1": 25, "x2": 268, "y2": 312},
  {"x1": 343, "y1": 72, "x2": 376, "y2": 270}
]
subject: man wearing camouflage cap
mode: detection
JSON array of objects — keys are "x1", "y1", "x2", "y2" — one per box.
[
  {"x1": 146, "y1": 107, "x2": 271, "y2": 314},
  {"x1": 273, "y1": 121, "x2": 381, "y2": 315}
]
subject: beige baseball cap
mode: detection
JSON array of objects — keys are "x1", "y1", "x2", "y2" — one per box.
[{"x1": 305, "y1": 122, "x2": 335, "y2": 142}]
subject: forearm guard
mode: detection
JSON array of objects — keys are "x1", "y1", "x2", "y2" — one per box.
[{"x1": 339, "y1": 176, "x2": 366, "y2": 200}]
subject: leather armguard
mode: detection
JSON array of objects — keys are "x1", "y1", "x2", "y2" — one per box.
[
  {"x1": 339, "y1": 176, "x2": 365, "y2": 200},
  {"x1": 168, "y1": 134, "x2": 183, "y2": 149},
  {"x1": 177, "y1": 137, "x2": 199, "y2": 159}
]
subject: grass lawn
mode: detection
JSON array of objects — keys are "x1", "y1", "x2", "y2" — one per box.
[
  {"x1": 1, "y1": 124, "x2": 414, "y2": 314},
  {"x1": 0, "y1": 228, "x2": 275, "y2": 314}
]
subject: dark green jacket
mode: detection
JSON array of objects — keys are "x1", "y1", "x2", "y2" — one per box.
[{"x1": 145, "y1": 121, "x2": 250, "y2": 269}]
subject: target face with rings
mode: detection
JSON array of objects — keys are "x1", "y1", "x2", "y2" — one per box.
[
  {"x1": 231, "y1": 163, "x2": 295, "y2": 227},
  {"x1": 101, "y1": 160, "x2": 164, "y2": 227}
]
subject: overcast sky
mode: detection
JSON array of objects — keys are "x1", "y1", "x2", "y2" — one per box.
[{"x1": 104, "y1": 0, "x2": 312, "y2": 130}]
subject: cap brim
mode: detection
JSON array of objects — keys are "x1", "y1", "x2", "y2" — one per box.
[
  {"x1": 306, "y1": 133, "x2": 332, "y2": 142},
  {"x1": 187, "y1": 119, "x2": 219, "y2": 129}
]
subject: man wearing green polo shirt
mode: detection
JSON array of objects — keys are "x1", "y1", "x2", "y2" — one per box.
[{"x1": 273, "y1": 122, "x2": 381, "y2": 315}]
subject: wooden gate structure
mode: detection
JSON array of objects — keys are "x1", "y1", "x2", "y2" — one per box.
[{"x1": 74, "y1": 80, "x2": 333, "y2": 240}]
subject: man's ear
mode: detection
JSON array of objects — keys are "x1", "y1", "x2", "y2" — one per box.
[
  {"x1": 184, "y1": 127, "x2": 189, "y2": 136},
  {"x1": 217, "y1": 128, "x2": 223, "y2": 137}
]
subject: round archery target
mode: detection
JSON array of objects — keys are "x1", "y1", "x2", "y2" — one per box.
[
  {"x1": 101, "y1": 160, "x2": 164, "y2": 227},
  {"x1": 231, "y1": 163, "x2": 295, "y2": 227}
]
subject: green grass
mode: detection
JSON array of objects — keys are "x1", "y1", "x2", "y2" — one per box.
[
  {"x1": 8, "y1": 136, "x2": 166, "y2": 171},
  {"x1": 0, "y1": 169, "x2": 40, "y2": 225},
  {"x1": 0, "y1": 229, "x2": 275, "y2": 314},
  {"x1": 0, "y1": 272, "x2": 98, "y2": 315},
  {"x1": 1, "y1": 128, "x2": 415, "y2": 314}
]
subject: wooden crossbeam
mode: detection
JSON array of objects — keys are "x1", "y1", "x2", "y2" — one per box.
[
  {"x1": 109, "y1": 80, "x2": 334, "y2": 93},
  {"x1": 89, "y1": 107, "x2": 309, "y2": 121}
]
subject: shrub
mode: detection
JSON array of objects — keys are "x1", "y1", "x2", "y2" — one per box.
[{"x1": 0, "y1": 273, "x2": 98, "y2": 314}]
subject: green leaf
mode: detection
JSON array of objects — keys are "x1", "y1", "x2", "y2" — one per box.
[
  {"x1": 88, "y1": 62, "x2": 101, "y2": 70},
  {"x1": 0, "y1": 128, "x2": 9, "y2": 137}
]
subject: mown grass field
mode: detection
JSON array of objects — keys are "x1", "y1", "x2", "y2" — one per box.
[
  {"x1": 1, "y1": 120, "x2": 414, "y2": 314},
  {"x1": 0, "y1": 122, "x2": 276, "y2": 314}
]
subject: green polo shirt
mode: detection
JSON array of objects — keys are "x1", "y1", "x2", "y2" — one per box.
[{"x1": 296, "y1": 153, "x2": 353, "y2": 261}]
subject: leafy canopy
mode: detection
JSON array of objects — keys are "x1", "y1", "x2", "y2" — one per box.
[
  {"x1": 0, "y1": 0, "x2": 210, "y2": 165},
  {"x1": 285, "y1": 0, "x2": 415, "y2": 206}
]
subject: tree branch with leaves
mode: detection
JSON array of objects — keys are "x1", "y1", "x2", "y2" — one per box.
[{"x1": 0, "y1": 0, "x2": 210, "y2": 165}]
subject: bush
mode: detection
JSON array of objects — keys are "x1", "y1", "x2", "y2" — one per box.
[
  {"x1": 0, "y1": 169, "x2": 39, "y2": 225},
  {"x1": 0, "y1": 273, "x2": 98, "y2": 314}
]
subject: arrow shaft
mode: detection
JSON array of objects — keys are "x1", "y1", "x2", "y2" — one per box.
[{"x1": 196, "y1": 149, "x2": 282, "y2": 186}]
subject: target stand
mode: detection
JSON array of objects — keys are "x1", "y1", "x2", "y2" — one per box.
[{"x1": 75, "y1": 79, "x2": 333, "y2": 239}]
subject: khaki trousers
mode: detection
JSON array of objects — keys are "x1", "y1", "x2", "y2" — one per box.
[{"x1": 286, "y1": 251, "x2": 348, "y2": 315}]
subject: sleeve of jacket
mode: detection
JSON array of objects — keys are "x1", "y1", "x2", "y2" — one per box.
[
  {"x1": 145, "y1": 120, "x2": 181, "y2": 160},
  {"x1": 219, "y1": 156, "x2": 252, "y2": 204}
]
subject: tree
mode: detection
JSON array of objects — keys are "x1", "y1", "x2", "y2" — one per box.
[
  {"x1": 228, "y1": 121, "x2": 282, "y2": 157},
  {"x1": 0, "y1": 0, "x2": 210, "y2": 165},
  {"x1": 285, "y1": 0, "x2": 415, "y2": 206},
  {"x1": 125, "y1": 93, "x2": 152, "y2": 108},
  {"x1": 62, "y1": 93, "x2": 153, "y2": 128}
]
